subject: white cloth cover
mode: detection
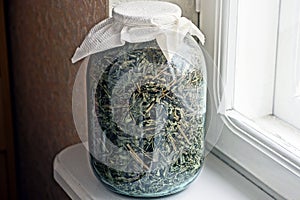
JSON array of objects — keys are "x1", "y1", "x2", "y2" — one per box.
[{"x1": 71, "y1": 1, "x2": 205, "y2": 63}]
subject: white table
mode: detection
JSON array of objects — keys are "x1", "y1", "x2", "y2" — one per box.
[{"x1": 54, "y1": 143, "x2": 273, "y2": 200}]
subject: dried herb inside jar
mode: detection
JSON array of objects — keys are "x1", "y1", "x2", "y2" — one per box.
[{"x1": 88, "y1": 41, "x2": 206, "y2": 196}]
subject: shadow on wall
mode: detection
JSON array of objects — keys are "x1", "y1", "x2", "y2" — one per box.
[{"x1": 6, "y1": 0, "x2": 107, "y2": 199}]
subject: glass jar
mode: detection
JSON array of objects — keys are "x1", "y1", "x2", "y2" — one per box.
[{"x1": 73, "y1": 1, "x2": 207, "y2": 198}]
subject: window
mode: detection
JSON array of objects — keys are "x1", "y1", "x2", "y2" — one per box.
[
  {"x1": 227, "y1": 0, "x2": 300, "y2": 153},
  {"x1": 201, "y1": 0, "x2": 300, "y2": 199},
  {"x1": 223, "y1": 0, "x2": 300, "y2": 159}
]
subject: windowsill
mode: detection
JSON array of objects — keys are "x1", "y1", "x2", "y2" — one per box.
[
  {"x1": 254, "y1": 115, "x2": 300, "y2": 159},
  {"x1": 53, "y1": 143, "x2": 272, "y2": 200},
  {"x1": 226, "y1": 110, "x2": 300, "y2": 169}
]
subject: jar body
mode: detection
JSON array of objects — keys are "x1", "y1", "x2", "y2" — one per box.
[{"x1": 87, "y1": 35, "x2": 207, "y2": 197}]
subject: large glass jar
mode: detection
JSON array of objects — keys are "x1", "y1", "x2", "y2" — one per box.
[{"x1": 73, "y1": 1, "x2": 207, "y2": 198}]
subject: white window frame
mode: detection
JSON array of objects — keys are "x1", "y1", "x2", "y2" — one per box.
[{"x1": 200, "y1": 0, "x2": 300, "y2": 199}]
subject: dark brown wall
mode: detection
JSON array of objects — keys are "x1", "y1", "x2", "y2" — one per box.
[{"x1": 6, "y1": 1, "x2": 107, "y2": 199}]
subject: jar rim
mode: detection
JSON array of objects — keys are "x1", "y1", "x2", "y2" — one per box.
[{"x1": 112, "y1": 1, "x2": 182, "y2": 26}]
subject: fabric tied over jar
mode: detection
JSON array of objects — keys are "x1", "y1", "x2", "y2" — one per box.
[{"x1": 71, "y1": 1, "x2": 205, "y2": 63}]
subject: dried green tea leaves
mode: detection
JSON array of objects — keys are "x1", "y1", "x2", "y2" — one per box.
[{"x1": 88, "y1": 41, "x2": 205, "y2": 196}]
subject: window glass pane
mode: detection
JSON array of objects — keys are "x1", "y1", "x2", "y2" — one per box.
[
  {"x1": 274, "y1": 0, "x2": 300, "y2": 129},
  {"x1": 233, "y1": 0, "x2": 279, "y2": 118}
]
